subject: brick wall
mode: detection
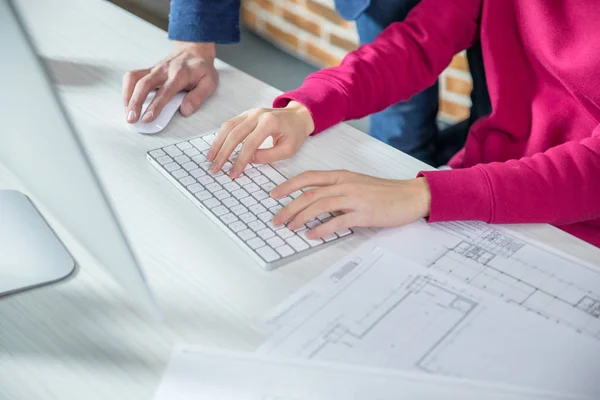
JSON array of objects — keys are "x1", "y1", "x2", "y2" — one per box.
[{"x1": 241, "y1": 0, "x2": 473, "y2": 122}]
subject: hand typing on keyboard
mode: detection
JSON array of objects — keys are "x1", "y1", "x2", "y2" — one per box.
[{"x1": 206, "y1": 101, "x2": 314, "y2": 179}]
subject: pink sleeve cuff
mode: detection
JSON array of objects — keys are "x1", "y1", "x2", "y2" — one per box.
[
  {"x1": 272, "y1": 78, "x2": 349, "y2": 135},
  {"x1": 418, "y1": 167, "x2": 494, "y2": 223}
]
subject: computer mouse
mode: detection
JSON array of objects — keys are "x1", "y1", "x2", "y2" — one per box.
[{"x1": 128, "y1": 91, "x2": 186, "y2": 134}]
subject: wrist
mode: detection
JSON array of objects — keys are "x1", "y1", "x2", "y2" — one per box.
[
  {"x1": 286, "y1": 101, "x2": 315, "y2": 137},
  {"x1": 174, "y1": 41, "x2": 216, "y2": 59},
  {"x1": 412, "y1": 177, "x2": 431, "y2": 218}
]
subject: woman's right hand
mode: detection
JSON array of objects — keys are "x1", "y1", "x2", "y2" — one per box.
[{"x1": 207, "y1": 101, "x2": 315, "y2": 179}]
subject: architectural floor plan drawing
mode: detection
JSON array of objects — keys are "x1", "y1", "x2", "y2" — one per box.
[
  {"x1": 259, "y1": 246, "x2": 600, "y2": 397},
  {"x1": 375, "y1": 220, "x2": 600, "y2": 340},
  {"x1": 153, "y1": 347, "x2": 581, "y2": 400}
]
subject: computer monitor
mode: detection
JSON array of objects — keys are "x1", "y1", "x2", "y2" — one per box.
[{"x1": 0, "y1": 0, "x2": 158, "y2": 316}]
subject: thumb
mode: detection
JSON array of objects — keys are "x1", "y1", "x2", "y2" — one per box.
[{"x1": 180, "y1": 75, "x2": 218, "y2": 117}]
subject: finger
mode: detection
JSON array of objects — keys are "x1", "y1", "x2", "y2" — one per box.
[
  {"x1": 273, "y1": 185, "x2": 347, "y2": 226},
  {"x1": 307, "y1": 212, "x2": 357, "y2": 239},
  {"x1": 271, "y1": 170, "x2": 343, "y2": 199},
  {"x1": 180, "y1": 72, "x2": 218, "y2": 117},
  {"x1": 208, "y1": 113, "x2": 249, "y2": 162},
  {"x1": 141, "y1": 78, "x2": 185, "y2": 123},
  {"x1": 126, "y1": 69, "x2": 167, "y2": 123},
  {"x1": 229, "y1": 116, "x2": 276, "y2": 178},
  {"x1": 288, "y1": 196, "x2": 353, "y2": 231},
  {"x1": 210, "y1": 116, "x2": 258, "y2": 172},
  {"x1": 251, "y1": 139, "x2": 296, "y2": 165},
  {"x1": 122, "y1": 69, "x2": 150, "y2": 107}
]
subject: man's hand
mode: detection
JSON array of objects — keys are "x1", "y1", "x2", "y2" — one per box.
[
  {"x1": 122, "y1": 42, "x2": 219, "y2": 123},
  {"x1": 271, "y1": 171, "x2": 432, "y2": 239}
]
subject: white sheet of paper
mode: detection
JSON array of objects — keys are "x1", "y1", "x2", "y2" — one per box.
[
  {"x1": 153, "y1": 346, "x2": 583, "y2": 400},
  {"x1": 258, "y1": 222, "x2": 600, "y2": 398}
]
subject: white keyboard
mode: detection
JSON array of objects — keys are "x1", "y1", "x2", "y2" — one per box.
[{"x1": 147, "y1": 133, "x2": 353, "y2": 269}]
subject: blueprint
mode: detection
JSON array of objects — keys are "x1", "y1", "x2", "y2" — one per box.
[
  {"x1": 153, "y1": 347, "x2": 582, "y2": 400},
  {"x1": 258, "y1": 228, "x2": 600, "y2": 397}
]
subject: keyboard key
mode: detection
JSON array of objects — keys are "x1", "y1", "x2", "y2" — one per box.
[
  {"x1": 239, "y1": 212, "x2": 257, "y2": 223},
  {"x1": 156, "y1": 155, "x2": 173, "y2": 165},
  {"x1": 194, "y1": 190, "x2": 212, "y2": 201},
  {"x1": 253, "y1": 190, "x2": 269, "y2": 201},
  {"x1": 231, "y1": 204, "x2": 247, "y2": 216},
  {"x1": 257, "y1": 228, "x2": 275, "y2": 240},
  {"x1": 222, "y1": 162, "x2": 233, "y2": 172},
  {"x1": 305, "y1": 220, "x2": 320, "y2": 229},
  {"x1": 214, "y1": 190, "x2": 230, "y2": 200},
  {"x1": 269, "y1": 205, "x2": 283, "y2": 214},
  {"x1": 249, "y1": 204, "x2": 266, "y2": 214},
  {"x1": 220, "y1": 213, "x2": 238, "y2": 224},
  {"x1": 174, "y1": 155, "x2": 191, "y2": 164},
  {"x1": 212, "y1": 205, "x2": 228, "y2": 216},
  {"x1": 244, "y1": 168, "x2": 261, "y2": 178},
  {"x1": 229, "y1": 221, "x2": 246, "y2": 233},
  {"x1": 207, "y1": 169, "x2": 224, "y2": 178},
  {"x1": 241, "y1": 196, "x2": 258, "y2": 207},
  {"x1": 298, "y1": 229, "x2": 323, "y2": 247},
  {"x1": 203, "y1": 133, "x2": 216, "y2": 144},
  {"x1": 290, "y1": 191, "x2": 303, "y2": 199},
  {"x1": 292, "y1": 224, "x2": 306, "y2": 233},
  {"x1": 261, "y1": 198, "x2": 278, "y2": 208},
  {"x1": 204, "y1": 198, "x2": 220, "y2": 208},
  {"x1": 184, "y1": 148, "x2": 200, "y2": 157},
  {"x1": 182, "y1": 161, "x2": 199, "y2": 172},
  {"x1": 261, "y1": 182, "x2": 276, "y2": 192},
  {"x1": 253, "y1": 175, "x2": 269, "y2": 185},
  {"x1": 232, "y1": 189, "x2": 249, "y2": 199},
  {"x1": 172, "y1": 169, "x2": 188, "y2": 179},
  {"x1": 164, "y1": 162, "x2": 179, "y2": 172},
  {"x1": 336, "y1": 228, "x2": 352, "y2": 237},
  {"x1": 216, "y1": 175, "x2": 232, "y2": 185},
  {"x1": 266, "y1": 220, "x2": 281, "y2": 231},
  {"x1": 275, "y1": 244, "x2": 294, "y2": 257},
  {"x1": 222, "y1": 197, "x2": 239, "y2": 208},
  {"x1": 206, "y1": 182, "x2": 222, "y2": 193},
  {"x1": 258, "y1": 164, "x2": 286, "y2": 184},
  {"x1": 248, "y1": 220, "x2": 266, "y2": 232},
  {"x1": 276, "y1": 227, "x2": 294, "y2": 239},
  {"x1": 199, "y1": 161, "x2": 212, "y2": 170},
  {"x1": 286, "y1": 235, "x2": 309, "y2": 252},
  {"x1": 244, "y1": 182, "x2": 260, "y2": 193},
  {"x1": 190, "y1": 168, "x2": 206, "y2": 178},
  {"x1": 192, "y1": 154, "x2": 207, "y2": 164},
  {"x1": 235, "y1": 176, "x2": 251, "y2": 186},
  {"x1": 223, "y1": 182, "x2": 241, "y2": 192},
  {"x1": 149, "y1": 149, "x2": 166, "y2": 158},
  {"x1": 190, "y1": 137, "x2": 210, "y2": 151},
  {"x1": 238, "y1": 229, "x2": 256, "y2": 240},
  {"x1": 177, "y1": 142, "x2": 192, "y2": 150},
  {"x1": 179, "y1": 176, "x2": 195, "y2": 186},
  {"x1": 322, "y1": 232, "x2": 338, "y2": 242},
  {"x1": 256, "y1": 246, "x2": 280, "y2": 262},
  {"x1": 257, "y1": 211, "x2": 274, "y2": 222},
  {"x1": 197, "y1": 175, "x2": 214, "y2": 185},
  {"x1": 164, "y1": 145, "x2": 183, "y2": 157},
  {"x1": 247, "y1": 237, "x2": 265, "y2": 250},
  {"x1": 267, "y1": 236, "x2": 284, "y2": 248},
  {"x1": 279, "y1": 197, "x2": 293, "y2": 206},
  {"x1": 187, "y1": 183, "x2": 203, "y2": 193},
  {"x1": 317, "y1": 213, "x2": 332, "y2": 221}
]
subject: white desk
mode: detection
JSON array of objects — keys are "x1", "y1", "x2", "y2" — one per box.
[{"x1": 1, "y1": 0, "x2": 599, "y2": 399}]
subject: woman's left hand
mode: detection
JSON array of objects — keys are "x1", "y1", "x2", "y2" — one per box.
[{"x1": 270, "y1": 170, "x2": 431, "y2": 239}]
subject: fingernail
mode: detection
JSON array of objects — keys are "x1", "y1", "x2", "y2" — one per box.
[
  {"x1": 142, "y1": 110, "x2": 154, "y2": 123},
  {"x1": 306, "y1": 230, "x2": 315, "y2": 239},
  {"x1": 207, "y1": 151, "x2": 214, "y2": 161},
  {"x1": 180, "y1": 102, "x2": 193, "y2": 116},
  {"x1": 127, "y1": 110, "x2": 136, "y2": 123},
  {"x1": 230, "y1": 169, "x2": 239, "y2": 178}
]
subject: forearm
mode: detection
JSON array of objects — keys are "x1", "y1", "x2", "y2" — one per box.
[{"x1": 168, "y1": 0, "x2": 241, "y2": 44}]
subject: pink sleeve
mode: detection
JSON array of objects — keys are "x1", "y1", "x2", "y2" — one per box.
[
  {"x1": 273, "y1": 0, "x2": 482, "y2": 134},
  {"x1": 419, "y1": 130, "x2": 600, "y2": 225}
]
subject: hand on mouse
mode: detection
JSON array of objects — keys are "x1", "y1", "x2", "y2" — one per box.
[
  {"x1": 271, "y1": 171, "x2": 432, "y2": 239},
  {"x1": 122, "y1": 41, "x2": 218, "y2": 124},
  {"x1": 207, "y1": 101, "x2": 315, "y2": 179}
]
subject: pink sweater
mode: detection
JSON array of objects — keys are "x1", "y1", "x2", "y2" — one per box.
[{"x1": 273, "y1": 0, "x2": 600, "y2": 248}]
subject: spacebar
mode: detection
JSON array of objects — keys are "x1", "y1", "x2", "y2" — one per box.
[{"x1": 258, "y1": 165, "x2": 287, "y2": 185}]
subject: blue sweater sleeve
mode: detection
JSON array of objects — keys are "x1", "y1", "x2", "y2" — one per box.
[{"x1": 168, "y1": 0, "x2": 241, "y2": 44}]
